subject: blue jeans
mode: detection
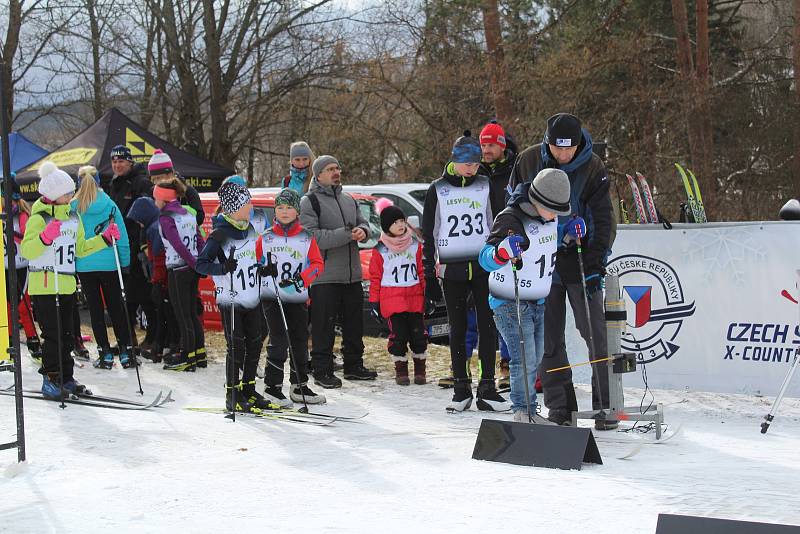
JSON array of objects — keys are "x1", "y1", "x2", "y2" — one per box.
[{"x1": 493, "y1": 301, "x2": 545, "y2": 413}]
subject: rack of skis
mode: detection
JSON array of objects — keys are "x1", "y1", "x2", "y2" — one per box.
[{"x1": 619, "y1": 163, "x2": 707, "y2": 225}]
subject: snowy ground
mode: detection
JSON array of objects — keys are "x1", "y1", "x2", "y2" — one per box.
[{"x1": 2, "y1": 342, "x2": 800, "y2": 534}]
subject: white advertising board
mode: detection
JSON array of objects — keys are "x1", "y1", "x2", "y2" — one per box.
[{"x1": 565, "y1": 222, "x2": 800, "y2": 397}]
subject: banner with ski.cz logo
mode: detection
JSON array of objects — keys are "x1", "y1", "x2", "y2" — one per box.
[{"x1": 565, "y1": 222, "x2": 800, "y2": 397}]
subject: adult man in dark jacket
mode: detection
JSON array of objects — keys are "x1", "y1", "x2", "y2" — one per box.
[
  {"x1": 299, "y1": 155, "x2": 378, "y2": 388},
  {"x1": 509, "y1": 113, "x2": 616, "y2": 429},
  {"x1": 107, "y1": 145, "x2": 155, "y2": 350}
]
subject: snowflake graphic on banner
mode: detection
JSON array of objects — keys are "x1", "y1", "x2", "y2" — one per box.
[{"x1": 684, "y1": 226, "x2": 767, "y2": 285}]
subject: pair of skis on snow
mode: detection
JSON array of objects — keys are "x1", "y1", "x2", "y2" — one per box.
[
  {"x1": 674, "y1": 163, "x2": 707, "y2": 223},
  {"x1": 186, "y1": 406, "x2": 368, "y2": 427},
  {"x1": 623, "y1": 172, "x2": 660, "y2": 224},
  {"x1": 0, "y1": 386, "x2": 173, "y2": 410}
]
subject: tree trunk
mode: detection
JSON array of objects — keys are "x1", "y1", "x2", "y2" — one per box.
[
  {"x1": 201, "y1": 0, "x2": 234, "y2": 167},
  {"x1": 1, "y1": 0, "x2": 22, "y2": 130},
  {"x1": 480, "y1": 0, "x2": 514, "y2": 125},
  {"x1": 694, "y1": 0, "x2": 714, "y2": 216},
  {"x1": 85, "y1": 0, "x2": 104, "y2": 121}
]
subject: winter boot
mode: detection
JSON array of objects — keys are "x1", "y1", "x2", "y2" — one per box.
[
  {"x1": 226, "y1": 388, "x2": 259, "y2": 414},
  {"x1": 546, "y1": 409, "x2": 572, "y2": 426},
  {"x1": 445, "y1": 381, "x2": 473, "y2": 413},
  {"x1": 412, "y1": 354, "x2": 427, "y2": 385},
  {"x1": 93, "y1": 349, "x2": 114, "y2": 370},
  {"x1": 119, "y1": 350, "x2": 137, "y2": 369},
  {"x1": 476, "y1": 380, "x2": 511, "y2": 412},
  {"x1": 394, "y1": 360, "x2": 410, "y2": 386},
  {"x1": 62, "y1": 378, "x2": 91, "y2": 396},
  {"x1": 594, "y1": 418, "x2": 619, "y2": 431},
  {"x1": 26, "y1": 336, "x2": 42, "y2": 358},
  {"x1": 41, "y1": 374, "x2": 66, "y2": 400},
  {"x1": 240, "y1": 384, "x2": 278, "y2": 411},
  {"x1": 263, "y1": 385, "x2": 293, "y2": 408},
  {"x1": 343, "y1": 364, "x2": 377, "y2": 381},
  {"x1": 290, "y1": 383, "x2": 326, "y2": 405},
  {"x1": 72, "y1": 336, "x2": 91, "y2": 361},
  {"x1": 163, "y1": 351, "x2": 196, "y2": 372},
  {"x1": 314, "y1": 371, "x2": 343, "y2": 389},
  {"x1": 195, "y1": 347, "x2": 208, "y2": 369},
  {"x1": 497, "y1": 359, "x2": 510, "y2": 391}
]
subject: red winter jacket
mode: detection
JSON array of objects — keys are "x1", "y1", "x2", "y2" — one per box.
[
  {"x1": 256, "y1": 219, "x2": 324, "y2": 288},
  {"x1": 369, "y1": 238, "x2": 425, "y2": 318}
]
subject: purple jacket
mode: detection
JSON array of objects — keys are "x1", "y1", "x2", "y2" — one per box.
[{"x1": 159, "y1": 200, "x2": 205, "y2": 270}]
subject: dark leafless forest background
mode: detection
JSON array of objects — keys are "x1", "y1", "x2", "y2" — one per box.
[{"x1": 2, "y1": 0, "x2": 798, "y2": 221}]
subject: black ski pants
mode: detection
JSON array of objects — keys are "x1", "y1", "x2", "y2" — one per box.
[
  {"x1": 442, "y1": 275, "x2": 496, "y2": 381},
  {"x1": 539, "y1": 280, "x2": 609, "y2": 415},
  {"x1": 32, "y1": 293, "x2": 76, "y2": 380},
  {"x1": 387, "y1": 312, "x2": 427, "y2": 359},
  {"x1": 219, "y1": 304, "x2": 265, "y2": 388},
  {"x1": 308, "y1": 282, "x2": 365, "y2": 375},
  {"x1": 263, "y1": 300, "x2": 309, "y2": 386},
  {"x1": 78, "y1": 271, "x2": 130, "y2": 352},
  {"x1": 168, "y1": 268, "x2": 204, "y2": 357}
]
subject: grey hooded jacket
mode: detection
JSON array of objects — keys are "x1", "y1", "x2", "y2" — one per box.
[{"x1": 299, "y1": 179, "x2": 372, "y2": 285}]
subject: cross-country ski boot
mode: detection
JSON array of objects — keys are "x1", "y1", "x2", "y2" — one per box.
[
  {"x1": 290, "y1": 383, "x2": 326, "y2": 405},
  {"x1": 163, "y1": 351, "x2": 196, "y2": 372},
  {"x1": 226, "y1": 387, "x2": 260, "y2": 414},
  {"x1": 72, "y1": 335, "x2": 91, "y2": 361},
  {"x1": 93, "y1": 349, "x2": 114, "y2": 370},
  {"x1": 263, "y1": 385, "x2": 293, "y2": 408},
  {"x1": 446, "y1": 380, "x2": 473, "y2": 413},
  {"x1": 63, "y1": 377, "x2": 92, "y2": 396},
  {"x1": 41, "y1": 374, "x2": 67, "y2": 400},
  {"x1": 476, "y1": 380, "x2": 511, "y2": 412}
]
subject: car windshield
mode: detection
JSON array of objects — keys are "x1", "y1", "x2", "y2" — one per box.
[
  {"x1": 408, "y1": 188, "x2": 427, "y2": 204},
  {"x1": 357, "y1": 199, "x2": 380, "y2": 249}
]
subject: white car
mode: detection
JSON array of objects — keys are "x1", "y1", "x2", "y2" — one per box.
[{"x1": 342, "y1": 183, "x2": 430, "y2": 228}]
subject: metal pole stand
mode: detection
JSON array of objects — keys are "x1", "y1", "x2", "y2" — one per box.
[
  {"x1": 760, "y1": 269, "x2": 800, "y2": 434},
  {"x1": 570, "y1": 274, "x2": 665, "y2": 438}
]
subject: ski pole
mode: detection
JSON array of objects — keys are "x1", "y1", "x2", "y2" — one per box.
[
  {"x1": 508, "y1": 231, "x2": 533, "y2": 423},
  {"x1": 267, "y1": 252, "x2": 309, "y2": 413},
  {"x1": 574, "y1": 219, "x2": 607, "y2": 420},
  {"x1": 109, "y1": 214, "x2": 143, "y2": 395},
  {"x1": 52, "y1": 230, "x2": 66, "y2": 410},
  {"x1": 227, "y1": 245, "x2": 237, "y2": 422},
  {"x1": 761, "y1": 269, "x2": 800, "y2": 434}
]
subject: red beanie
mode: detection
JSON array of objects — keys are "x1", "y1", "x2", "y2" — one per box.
[{"x1": 479, "y1": 122, "x2": 506, "y2": 149}]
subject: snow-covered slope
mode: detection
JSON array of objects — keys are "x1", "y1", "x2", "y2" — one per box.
[{"x1": 2, "y1": 354, "x2": 800, "y2": 534}]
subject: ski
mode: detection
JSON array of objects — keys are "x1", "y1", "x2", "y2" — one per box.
[
  {"x1": 1, "y1": 389, "x2": 162, "y2": 410},
  {"x1": 686, "y1": 168, "x2": 707, "y2": 222},
  {"x1": 10, "y1": 387, "x2": 173, "y2": 407},
  {"x1": 625, "y1": 174, "x2": 648, "y2": 223},
  {"x1": 675, "y1": 163, "x2": 703, "y2": 223},
  {"x1": 186, "y1": 407, "x2": 337, "y2": 426},
  {"x1": 635, "y1": 172, "x2": 659, "y2": 223},
  {"x1": 291, "y1": 407, "x2": 368, "y2": 421}
]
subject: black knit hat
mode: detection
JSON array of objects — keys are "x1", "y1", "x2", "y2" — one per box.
[
  {"x1": 380, "y1": 205, "x2": 406, "y2": 233},
  {"x1": 544, "y1": 113, "x2": 582, "y2": 148}
]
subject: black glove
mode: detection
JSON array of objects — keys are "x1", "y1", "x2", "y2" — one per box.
[
  {"x1": 369, "y1": 301, "x2": 383, "y2": 323},
  {"x1": 278, "y1": 273, "x2": 304, "y2": 293},
  {"x1": 259, "y1": 261, "x2": 278, "y2": 278},
  {"x1": 223, "y1": 256, "x2": 238, "y2": 274},
  {"x1": 424, "y1": 276, "x2": 442, "y2": 303},
  {"x1": 425, "y1": 299, "x2": 437, "y2": 317},
  {"x1": 584, "y1": 274, "x2": 603, "y2": 300}
]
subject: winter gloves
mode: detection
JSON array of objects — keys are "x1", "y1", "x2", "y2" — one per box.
[
  {"x1": 424, "y1": 276, "x2": 442, "y2": 304},
  {"x1": 258, "y1": 261, "x2": 278, "y2": 279},
  {"x1": 564, "y1": 216, "x2": 586, "y2": 241},
  {"x1": 223, "y1": 255, "x2": 238, "y2": 274},
  {"x1": 39, "y1": 219, "x2": 62, "y2": 245},
  {"x1": 101, "y1": 223, "x2": 121, "y2": 246},
  {"x1": 495, "y1": 235, "x2": 524, "y2": 263},
  {"x1": 278, "y1": 273, "x2": 304, "y2": 293}
]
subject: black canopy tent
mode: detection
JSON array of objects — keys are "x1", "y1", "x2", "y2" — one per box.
[{"x1": 16, "y1": 107, "x2": 233, "y2": 198}]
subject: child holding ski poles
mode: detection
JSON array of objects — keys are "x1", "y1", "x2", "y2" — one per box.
[
  {"x1": 2, "y1": 174, "x2": 41, "y2": 359},
  {"x1": 154, "y1": 178, "x2": 204, "y2": 372},
  {"x1": 421, "y1": 130, "x2": 509, "y2": 413},
  {"x1": 478, "y1": 168, "x2": 573, "y2": 422},
  {"x1": 70, "y1": 165, "x2": 133, "y2": 369},
  {"x1": 257, "y1": 188, "x2": 326, "y2": 407},
  {"x1": 369, "y1": 203, "x2": 428, "y2": 386},
  {"x1": 128, "y1": 196, "x2": 179, "y2": 363},
  {"x1": 196, "y1": 180, "x2": 271, "y2": 413},
  {"x1": 21, "y1": 161, "x2": 120, "y2": 399}
]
